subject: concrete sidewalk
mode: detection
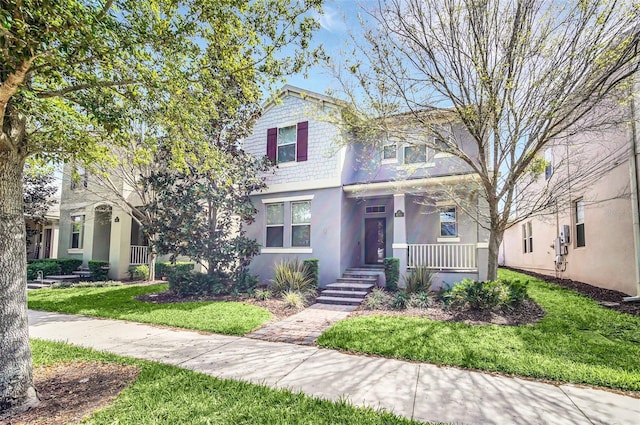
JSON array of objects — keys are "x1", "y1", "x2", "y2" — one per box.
[{"x1": 29, "y1": 310, "x2": 639, "y2": 425}]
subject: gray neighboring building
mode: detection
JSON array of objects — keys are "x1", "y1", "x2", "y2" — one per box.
[{"x1": 243, "y1": 86, "x2": 490, "y2": 288}]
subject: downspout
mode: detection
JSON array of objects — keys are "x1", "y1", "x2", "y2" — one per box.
[{"x1": 625, "y1": 80, "x2": 640, "y2": 301}]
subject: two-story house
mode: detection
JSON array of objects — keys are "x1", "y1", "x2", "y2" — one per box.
[{"x1": 243, "y1": 85, "x2": 490, "y2": 288}]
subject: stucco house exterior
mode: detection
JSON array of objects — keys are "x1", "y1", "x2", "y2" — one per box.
[
  {"x1": 501, "y1": 86, "x2": 640, "y2": 298},
  {"x1": 242, "y1": 85, "x2": 490, "y2": 288},
  {"x1": 26, "y1": 204, "x2": 60, "y2": 260}
]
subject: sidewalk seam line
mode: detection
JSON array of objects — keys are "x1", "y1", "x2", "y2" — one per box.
[
  {"x1": 274, "y1": 347, "x2": 322, "y2": 386},
  {"x1": 559, "y1": 386, "x2": 595, "y2": 425},
  {"x1": 175, "y1": 337, "x2": 242, "y2": 367},
  {"x1": 411, "y1": 364, "x2": 421, "y2": 420}
]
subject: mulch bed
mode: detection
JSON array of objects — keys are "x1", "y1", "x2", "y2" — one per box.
[
  {"x1": 136, "y1": 290, "x2": 314, "y2": 322},
  {"x1": 5, "y1": 362, "x2": 139, "y2": 425},
  {"x1": 352, "y1": 297, "x2": 546, "y2": 325},
  {"x1": 504, "y1": 267, "x2": 640, "y2": 317}
]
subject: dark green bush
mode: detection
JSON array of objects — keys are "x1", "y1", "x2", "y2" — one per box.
[
  {"x1": 233, "y1": 268, "x2": 259, "y2": 294},
  {"x1": 391, "y1": 291, "x2": 409, "y2": 310},
  {"x1": 155, "y1": 261, "x2": 195, "y2": 278},
  {"x1": 88, "y1": 260, "x2": 110, "y2": 281},
  {"x1": 383, "y1": 257, "x2": 399, "y2": 291},
  {"x1": 55, "y1": 258, "x2": 83, "y2": 274},
  {"x1": 168, "y1": 270, "x2": 228, "y2": 297},
  {"x1": 27, "y1": 260, "x2": 60, "y2": 280},
  {"x1": 445, "y1": 278, "x2": 529, "y2": 311},
  {"x1": 303, "y1": 258, "x2": 319, "y2": 287}
]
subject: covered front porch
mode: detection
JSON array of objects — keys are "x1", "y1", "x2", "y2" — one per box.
[{"x1": 342, "y1": 176, "x2": 489, "y2": 288}]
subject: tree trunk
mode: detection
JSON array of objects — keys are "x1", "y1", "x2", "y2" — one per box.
[
  {"x1": 0, "y1": 150, "x2": 39, "y2": 416},
  {"x1": 487, "y1": 226, "x2": 504, "y2": 281},
  {"x1": 148, "y1": 249, "x2": 157, "y2": 282}
]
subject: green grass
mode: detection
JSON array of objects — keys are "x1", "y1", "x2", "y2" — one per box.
[
  {"x1": 317, "y1": 269, "x2": 640, "y2": 391},
  {"x1": 31, "y1": 339, "x2": 422, "y2": 424},
  {"x1": 28, "y1": 284, "x2": 270, "y2": 335}
]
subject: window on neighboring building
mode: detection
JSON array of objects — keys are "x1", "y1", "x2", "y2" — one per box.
[
  {"x1": 523, "y1": 221, "x2": 533, "y2": 253},
  {"x1": 365, "y1": 205, "x2": 386, "y2": 214},
  {"x1": 404, "y1": 145, "x2": 427, "y2": 164},
  {"x1": 70, "y1": 215, "x2": 84, "y2": 249},
  {"x1": 265, "y1": 203, "x2": 284, "y2": 247},
  {"x1": 291, "y1": 201, "x2": 311, "y2": 247},
  {"x1": 575, "y1": 199, "x2": 585, "y2": 247},
  {"x1": 266, "y1": 122, "x2": 308, "y2": 164},
  {"x1": 439, "y1": 207, "x2": 457, "y2": 237},
  {"x1": 382, "y1": 142, "x2": 397, "y2": 162}
]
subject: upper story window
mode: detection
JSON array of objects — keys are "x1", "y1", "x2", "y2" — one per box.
[
  {"x1": 382, "y1": 142, "x2": 397, "y2": 163},
  {"x1": 439, "y1": 207, "x2": 457, "y2": 237},
  {"x1": 70, "y1": 166, "x2": 88, "y2": 190},
  {"x1": 544, "y1": 148, "x2": 553, "y2": 180},
  {"x1": 404, "y1": 145, "x2": 427, "y2": 164},
  {"x1": 266, "y1": 121, "x2": 308, "y2": 165},
  {"x1": 575, "y1": 199, "x2": 585, "y2": 247}
]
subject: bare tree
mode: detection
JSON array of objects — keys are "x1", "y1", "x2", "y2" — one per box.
[{"x1": 333, "y1": 0, "x2": 640, "y2": 280}]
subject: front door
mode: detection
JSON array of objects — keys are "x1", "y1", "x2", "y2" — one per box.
[{"x1": 365, "y1": 218, "x2": 386, "y2": 264}]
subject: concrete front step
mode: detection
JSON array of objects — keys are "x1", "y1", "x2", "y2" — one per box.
[
  {"x1": 45, "y1": 275, "x2": 80, "y2": 282},
  {"x1": 73, "y1": 270, "x2": 92, "y2": 277},
  {"x1": 336, "y1": 277, "x2": 377, "y2": 284},
  {"x1": 320, "y1": 289, "x2": 368, "y2": 299},
  {"x1": 325, "y1": 282, "x2": 374, "y2": 291},
  {"x1": 27, "y1": 283, "x2": 52, "y2": 289},
  {"x1": 316, "y1": 296, "x2": 365, "y2": 306}
]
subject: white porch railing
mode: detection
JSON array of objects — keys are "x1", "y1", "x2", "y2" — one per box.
[
  {"x1": 407, "y1": 243, "x2": 477, "y2": 270},
  {"x1": 130, "y1": 245, "x2": 149, "y2": 265}
]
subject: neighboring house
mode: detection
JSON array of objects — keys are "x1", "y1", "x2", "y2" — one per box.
[
  {"x1": 26, "y1": 202, "x2": 60, "y2": 260},
  {"x1": 57, "y1": 166, "x2": 148, "y2": 279},
  {"x1": 501, "y1": 90, "x2": 640, "y2": 297},
  {"x1": 243, "y1": 85, "x2": 490, "y2": 288}
]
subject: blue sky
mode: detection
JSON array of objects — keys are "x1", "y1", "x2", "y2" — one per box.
[{"x1": 284, "y1": 0, "x2": 375, "y2": 96}]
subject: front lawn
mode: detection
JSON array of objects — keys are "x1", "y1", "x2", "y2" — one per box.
[
  {"x1": 28, "y1": 284, "x2": 271, "y2": 335},
  {"x1": 26, "y1": 339, "x2": 421, "y2": 424},
  {"x1": 317, "y1": 269, "x2": 640, "y2": 391}
]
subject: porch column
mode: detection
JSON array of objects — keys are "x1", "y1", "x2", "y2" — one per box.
[
  {"x1": 108, "y1": 208, "x2": 132, "y2": 280},
  {"x1": 392, "y1": 194, "x2": 408, "y2": 284}
]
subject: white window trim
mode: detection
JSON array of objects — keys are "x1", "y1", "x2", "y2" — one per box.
[
  {"x1": 70, "y1": 214, "x2": 85, "y2": 250},
  {"x1": 402, "y1": 144, "x2": 429, "y2": 165},
  {"x1": 67, "y1": 248, "x2": 84, "y2": 254},
  {"x1": 265, "y1": 202, "x2": 285, "y2": 248},
  {"x1": 437, "y1": 237, "x2": 461, "y2": 243},
  {"x1": 381, "y1": 142, "x2": 398, "y2": 164},
  {"x1": 262, "y1": 195, "x2": 314, "y2": 204}
]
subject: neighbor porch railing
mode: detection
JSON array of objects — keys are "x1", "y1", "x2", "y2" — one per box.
[
  {"x1": 407, "y1": 243, "x2": 477, "y2": 270},
  {"x1": 130, "y1": 245, "x2": 149, "y2": 265}
]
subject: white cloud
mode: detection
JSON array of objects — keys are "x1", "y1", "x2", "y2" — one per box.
[{"x1": 313, "y1": 5, "x2": 347, "y2": 33}]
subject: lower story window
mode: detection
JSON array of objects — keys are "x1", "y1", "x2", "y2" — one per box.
[
  {"x1": 291, "y1": 201, "x2": 311, "y2": 247},
  {"x1": 266, "y1": 203, "x2": 284, "y2": 247},
  {"x1": 70, "y1": 215, "x2": 84, "y2": 249},
  {"x1": 575, "y1": 199, "x2": 585, "y2": 247},
  {"x1": 439, "y1": 207, "x2": 457, "y2": 237},
  {"x1": 523, "y1": 221, "x2": 533, "y2": 253}
]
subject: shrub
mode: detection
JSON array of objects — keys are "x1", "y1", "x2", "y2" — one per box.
[
  {"x1": 155, "y1": 261, "x2": 195, "y2": 278},
  {"x1": 128, "y1": 264, "x2": 150, "y2": 281},
  {"x1": 445, "y1": 278, "x2": 529, "y2": 311},
  {"x1": 270, "y1": 259, "x2": 315, "y2": 296},
  {"x1": 391, "y1": 291, "x2": 409, "y2": 310},
  {"x1": 364, "y1": 288, "x2": 391, "y2": 310},
  {"x1": 254, "y1": 288, "x2": 272, "y2": 301},
  {"x1": 52, "y1": 280, "x2": 123, "y2": 289},
  {"x1": 303, "y1": 258, "x2": 319, "y2": 287},
  {"x1": 282, "y1": 290, "x2": 306, "y2": 309},
  {"x1": 383, "y1": 258, "x2": 399, "y2": 291},
  {"x1": 168, "y1": 270, "x2": 227, "y2": 297},
  {"x1": 55, "y1": 258, "x2": 83, "y2": 274},
  {"x1": 408, "y1": 291, "x2": 434, "y2": 309},
  {"x1": 233, "y1": 268, "x2": 259, "y2": 294},
  {"x1": 403, "y1": 266, "x2": 434, "y2": 294},
  {"x1": 27, "y1": 260, "x2": 60, "y2": 280},
  {"x1": 88, "y1": 260, "x2": 110, "y2": 281}
]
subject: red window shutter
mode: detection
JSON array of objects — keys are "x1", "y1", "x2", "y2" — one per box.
[
  {"x1": 296, "y1": 121, "x2": 308, "y2": 162},
  {"x1": 266, "y1": 127, "x2": 277, "y2": 162}
]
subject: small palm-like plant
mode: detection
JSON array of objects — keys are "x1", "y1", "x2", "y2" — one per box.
[
  {"x1": 403, "y1": 266, "x2": 434, "y2": 294},
  {"x1": 270, "y1": 258, "x2": 315, "y2": 295}
]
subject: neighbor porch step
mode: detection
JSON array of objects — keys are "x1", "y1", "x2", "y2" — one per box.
[
  {"x1": 316, "y1": 296, "x2": 365, "y2": 306},
  {"x1": 44, "y1": 275, "x2": 80, "y2": 282},
  {"x1": 320, "y1": 289, "x2": 368, "y2": 299},
  {"x1": 325, "y1": 282, "x2": 374, "y2": 291},
  {"x1": 73, "y1": 270, "x2": 92, "y2": 277},
  {"x1": 336, "y1": 277, "x2": 377, "y2": 284}
]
